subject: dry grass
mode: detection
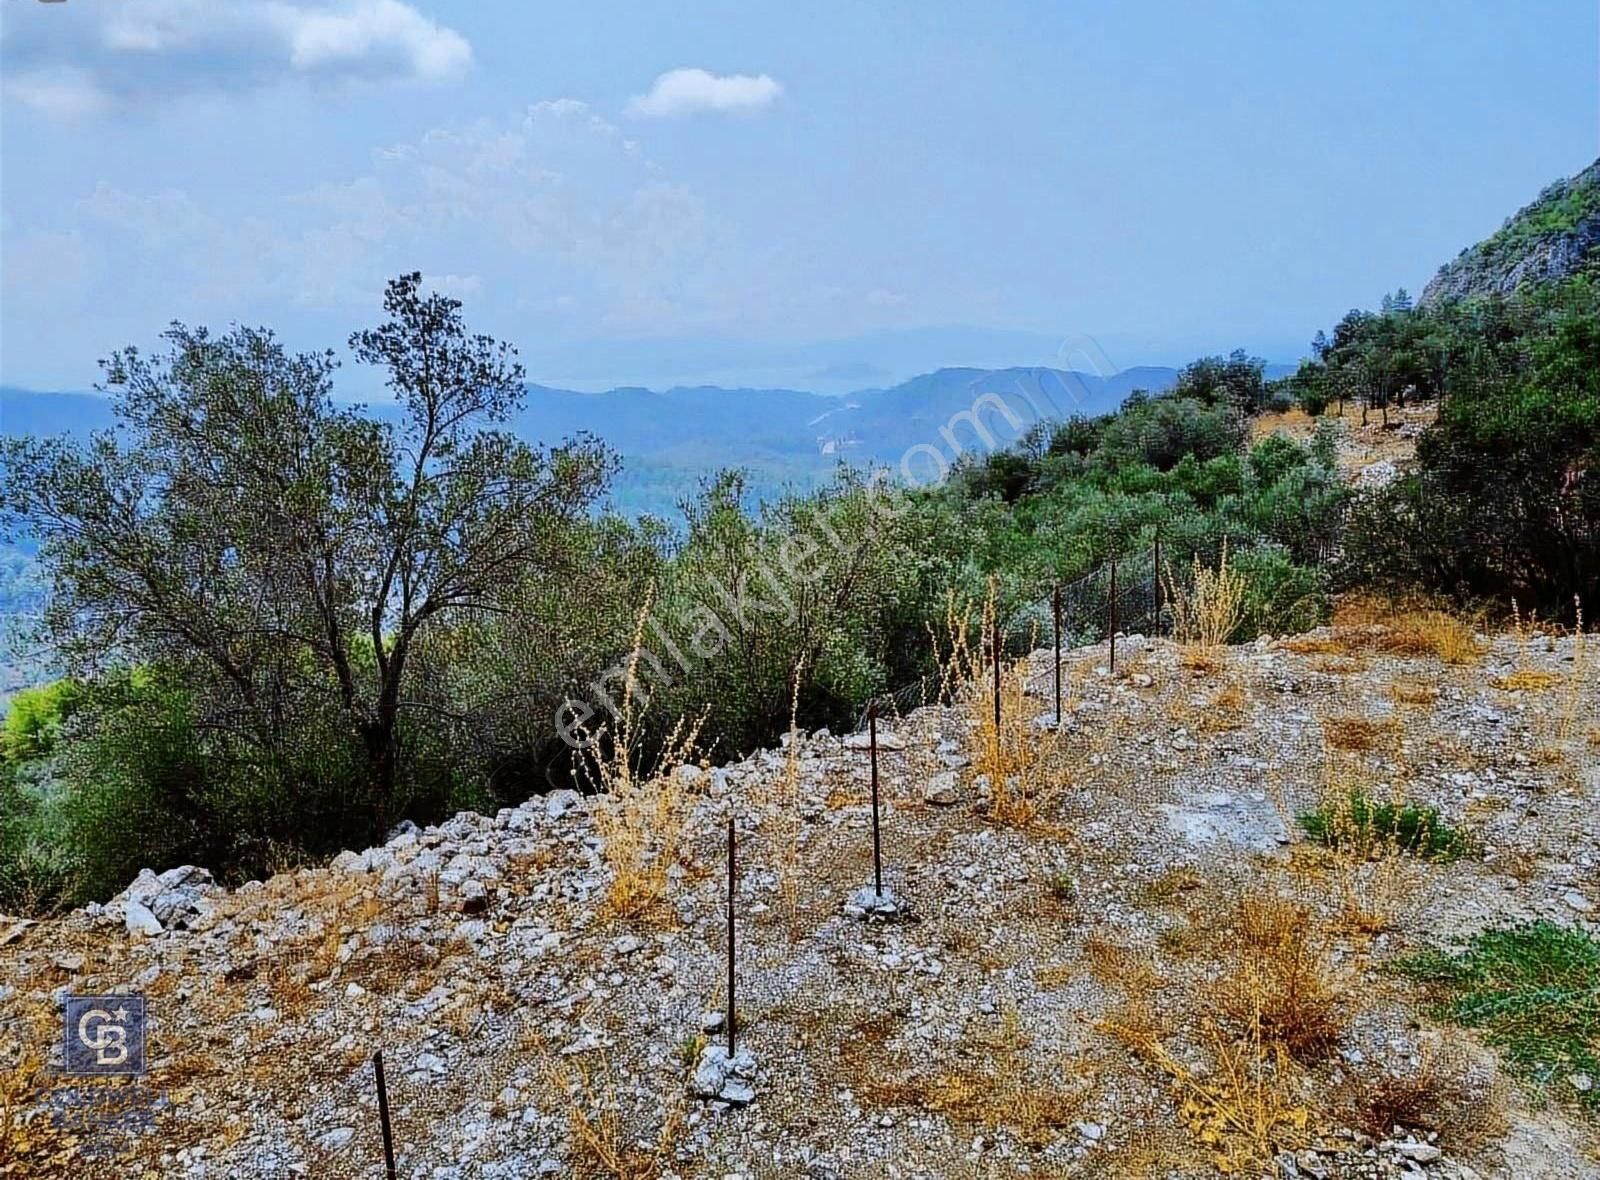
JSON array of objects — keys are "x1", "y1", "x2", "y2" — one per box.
[
  {"x1": 1332, "y1": 855, "x2": 1415, "y2": 938},
  {"x1": 1387, "y1": 679, "x2": 1439, "y2": 707},
  {"x1": 770, "y1": 657, "x2": 807, "y2": 919},
  {"x1": 850, "y1": 1004, "x2": 1088, "y2": 1148},
  {"x1": 1085, "y1": 935, "x2": 1163, "y2": 996},
  {"x1": 1558, "y1": 599, "x2": 1590, "y2": 739},
  {"x1": 1107, "y1": 1014, "x2": 1312, "y2": 1174},
  {"x1": 1321, "y1": 714, "x2": 1393, "y2": 752},
  {"x1": 1141, "y1": 866, "x2": 1204, "y2": 905},
  {"x1": 548, "y1": 1058, "x2": 684, "y2": 1180},
  {"x1": 1339, "y1": 1037, "x2": 1495, "y2": 1145},
  {"x1": 1099, "y1": 885, "x2": 1339, "y2": 1172},
  {"x1": 583, "y1": 595, "x2": 705, "y2": 926},
  {"x1": 938, "y1": 584, "x2": 1062, "y2": 828},
  {"x1": 1164, "y1": 545, "x2": 1247, "y2": 667},
  {"x1": 1331, "y1": 595, "x2": 1484, "y2": 665},
  {"x1": 1215, "y1": 891, "x2": 1346, "y2": 1063},
  {"x1": 1489, "y1": 598, "x2": 1558, "y2": 692}
]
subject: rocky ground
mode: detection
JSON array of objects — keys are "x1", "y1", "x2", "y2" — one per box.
[
  {"x1": 1250, "y1": 401, "x2": 1437, "y2": 489},
  {"x1": 2, "y1": 608, "x2": 1598, "y2": 1179}
]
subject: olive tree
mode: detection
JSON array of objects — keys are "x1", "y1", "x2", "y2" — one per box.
[{"x1": 1, "y1": 273, "x2": 615, "y2": 817}]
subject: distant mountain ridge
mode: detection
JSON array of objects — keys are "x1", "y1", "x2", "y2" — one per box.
[
  {"x1": 2, "y1": 359, "x2": 1303, "y2": 517},
  {"x1": 1, "y1": 362, "x2": 1190, "y2": 463},
  {"x1": 1421, "y1": 157, "x2": 1600, "y2": 306}
]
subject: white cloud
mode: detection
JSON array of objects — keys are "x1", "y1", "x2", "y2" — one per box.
[
  {"x1": 626, "y1": 68, "x2": 782, "y2": 118},
  {"x1": 5, "y1": 67, "x2": 108, "y2": 121},
  {"x1": 2, "y1": 0, "x2": 471, "y2": 118},
  {"x1": 267, "y1": 0, "x2": 471, "y2": 80},
  {"x1": 420, "y1": 272, "x2": 481, "y2": 297}
]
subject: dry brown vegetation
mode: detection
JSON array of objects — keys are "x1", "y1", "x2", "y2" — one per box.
[
  {"x1": 548, "y1": 1058, "x2": 684, "y2": 1180},
  {"x1": 5, "y1": 568, "x2": 1596, "y2": 1179},
  {"x1": 1164, "y1": 544, "x2": 1247, "y2": 667},
  {"x1": 1300, "y1": 594, "x2": 1486, "y2": 666},
  {"x1": 939, "y1": 585, "x2": 1063, "y2": 828},
  {"x1": 584, "y1": 598, "x2": 705, "y2": 926},
  {"x1": 848, "y1": 1005, "x2": 1089, "y2": 1149},
  {"x1": 1215, "y1": 891, "x2": 1346, "y2": 1063},
  {"x1": 1320, "y1": 714, "x2": 1394, "y2": 752}
]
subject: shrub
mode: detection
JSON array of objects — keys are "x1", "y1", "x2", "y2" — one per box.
[
  {"x1": 1219, "y1": 891, "x2": 1346, "y2": 1062},
  {"x1": 1232, "y1": 546, "x2": 1329, "y2": 638},
  {"x1": 1298, "y1": 790, "x2": 1470, "y2": 861},
  {"x1": 1164, "y1": 545, "x2": 1248, "y2": 651},
  {"x1": 1, "y1": 679, "x2": 83, "y2": 763},
  {"x1": 1339, "y1": 277, "x2": 1599, "y2": 612},
  {"x1": 1396, "y1": 921, "x2": 1600, "y2": 1108},
  {"x1": 0, "y1": 763, "x2": 76, "y2": 914},
  {"x1": 29, "y1": 671, "x2": 473, "y2": 908}
]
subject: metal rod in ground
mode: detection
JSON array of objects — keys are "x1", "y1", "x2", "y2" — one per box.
[
  {"x1": 992, "y1": 614, "x2": 1002, "y2": 735},
  {"x1": 726, "y1": 815, "x2": 737, "y2": 1056},
  {"x1": 1153, "y1": 531, "x2": 1163, "y2": 635},
  {"x1": 868, "y1": 703, "x2": 883, "y2": 897},
  {"x1": 1053, "y1": 584, "x2": 1062, "y2": 725},
  {"x1": 372, "y1": 1050, "x2": 397, "y2": 1180},
  {"x1": 1108, "y1": 559, "x2": 1118, "y2": 673}
]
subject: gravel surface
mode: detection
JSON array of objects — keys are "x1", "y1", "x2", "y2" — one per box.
[{"x1": 3, "y1": 624, "x2": 1598, "y2": 1178}]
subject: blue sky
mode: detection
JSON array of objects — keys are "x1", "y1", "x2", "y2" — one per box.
[{"x1": 1, "y1": 0, "x2": 1596, "y2": 394}]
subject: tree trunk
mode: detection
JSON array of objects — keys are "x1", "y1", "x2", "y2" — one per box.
[{"x1": 362, "y1": 648, "x2": 408, "y2": 818}]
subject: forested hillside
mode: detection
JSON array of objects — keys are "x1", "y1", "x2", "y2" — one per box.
[
  {"x1": 1, "y1": 160, "x2": 1596, "y2": 917},
  {"x1": 1422, "y1": 157, "x2": 1600, "y2": 305}
]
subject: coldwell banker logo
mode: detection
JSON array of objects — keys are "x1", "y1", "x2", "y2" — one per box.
[{"x1": 64, "y1": 994, "x2": 146, "y2": 1076}]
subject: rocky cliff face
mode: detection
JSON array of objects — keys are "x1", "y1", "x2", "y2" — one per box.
[{"x1": 1420, "y1": 158, "x2": 1600, "y2": 306}]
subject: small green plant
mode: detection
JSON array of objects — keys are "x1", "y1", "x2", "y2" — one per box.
[
  {"x1": 1297, "y1": 791, "x2": 1470, "y2": 861},
  {"x1": 1395, "y1": 921, "x2": 1600, "y2": 1108},
  {"x1": 677, "y1": 1032, "x2": 707, "y2": 1069},
  {"x1": 1043, "y1": 871, "x2": 1077, "y2": 903}
]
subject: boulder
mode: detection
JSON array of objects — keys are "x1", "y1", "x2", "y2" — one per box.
[
  {"x1": 124, "y1": 901, "x2": 163, "y2": 937},
  {"x1": 113, "y1": 865, "x2": 218, "y2": 932}
]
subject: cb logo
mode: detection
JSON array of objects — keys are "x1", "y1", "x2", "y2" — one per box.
[{"x1": 64, "y1": 995, "x2": 146, "y2": 1076}]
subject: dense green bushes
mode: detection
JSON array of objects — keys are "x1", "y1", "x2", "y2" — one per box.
[
  {"x1": 6, "y1": 265, "x2": 1589, "y2": 913},
  {"x1": 1341, "y1": 277, "x2": 1599, "y2": 613}
]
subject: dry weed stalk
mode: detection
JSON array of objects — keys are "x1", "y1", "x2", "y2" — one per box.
[
  {"x1": 1492, "y1": 599, "x2": 1558, "y2": 692},
  {"x1": 547, "y1": 1058, "x2": 683, "y2": 1180},
  {"x1": 1108, "y1": 1013, "x2": 1311, "y2": 1173},
  {"x1": 1163, "y1": 543, "x2": 1246, "y2": 670},
  {"x1": 1216, "y1": 890, "x2": 1346, "y2": 1062},
  {"x1": 584, "y1": 592, "x2": 706, "y2": 925},
  {"x1": 1102, "y1": 887, "x2": 1325, "y2": 1170},
  {"x1": 1557, "y1": 596, "x2": 1589, "y2": 740},
  {"x1": 935, "y1": 582, "x2": 1061, "y2": 826},
  {"x1": 774, "y1": 657, "x2": 807, "y2": 917}
]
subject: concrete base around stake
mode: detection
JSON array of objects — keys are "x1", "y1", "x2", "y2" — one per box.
[
  {"x1": 691, "y1": 1044, "x2": 758, "y2": 1105},
  {"x1": 844, "y1": 885, "x2": 901, "y2": 920}
]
